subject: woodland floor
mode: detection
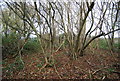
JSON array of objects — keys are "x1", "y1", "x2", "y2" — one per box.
[{"x1": 2, "y1": 48, "x2": 120, "y2": 79}]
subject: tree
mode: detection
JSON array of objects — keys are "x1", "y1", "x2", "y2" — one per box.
[{"x1": 1, "y1": 1, "x2": 120, "y2": 64}]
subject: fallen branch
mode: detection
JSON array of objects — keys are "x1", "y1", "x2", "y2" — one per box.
[{"x1": 54, "y1": 64, "x2": 62, "y2": 79}]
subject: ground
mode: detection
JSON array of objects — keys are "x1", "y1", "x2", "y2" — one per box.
[{"x1": 2, "y1": 48, "x2": 120, "y2": 79}]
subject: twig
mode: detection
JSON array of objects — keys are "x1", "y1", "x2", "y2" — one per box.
[
  {"x1": 54, "y1": 64, "x2": 62, "y2": 79},
  {"x1": 74, "y1": 66, "x2": 87, "y2": 74},
  {"x1": 102, "y1": 76, "x2": 106, "y2": 80},
  {"x1": 39, "y1": 56, "x2": 49, "y2": 72},
  {"x1": 39, "y1": 63, "x2": 48, "y2": 72},
  {"x1": 88, "y1": 69, "x2": 93, "y2": 79},
  {"x1": 92, "y1": 66, "x2": 108, "y2": 75},
  {"x1": 86, "y1": 60, "x2": 95, "y2": 67}
]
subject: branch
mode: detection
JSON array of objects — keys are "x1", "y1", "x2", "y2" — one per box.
[
  {"x1": 79, "y1": 28, "x2": 120, "y2": 53},
  {"x1": 75, "y1": 2, "x2": 94, "y2": 52},
  {"x1": 34, "y1": 2, "x2": 53, "y2": 40}
]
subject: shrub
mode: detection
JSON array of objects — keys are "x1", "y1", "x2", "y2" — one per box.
[
  {"x1": 2, "y1": 33, "x2": 41, "y2": 59},
  {"x1": 98, "y1": 39, "x2": 109, "y2": 49},
  {"x1": 23, "y1": 38, "x2": 41, "y2": 54},
  {"x1": 0, "y1": 33, "x2": 2, "y2": 46},
  {"x1": 113, "y1": 42, "x2": 120, "y2": 52},
  {"x1": 98, "y1": 38, "x2": 120, "y2": 52},
  {"x1": 114, "y1": 43, "x2": 120, "y2": 49},
  {"x1": 2, "y1": 32, "x2": 20, "y2": 59}
]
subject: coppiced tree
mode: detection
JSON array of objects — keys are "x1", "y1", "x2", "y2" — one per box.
[
  {"x1": 105, "y1": 2, "x2": 119, "y2": 52},
  {"x1": 1, "y1": 1, "x2": 120, "y2": 71}
]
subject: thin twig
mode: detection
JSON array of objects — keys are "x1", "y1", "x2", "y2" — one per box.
[
  {"x1": 92, "y1": 66, "x2": 108, "y2": 75},
  {"x1": 39, "y1": 63, "x2": 48, "y2": 72},
  {"x1": 54, "y1": 63, "x2": 62, "y2": 79}
]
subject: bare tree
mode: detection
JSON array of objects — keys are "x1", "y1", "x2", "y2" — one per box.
[{"x1": 1, "y1": 1, "x2": 120, "y2": 68}]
